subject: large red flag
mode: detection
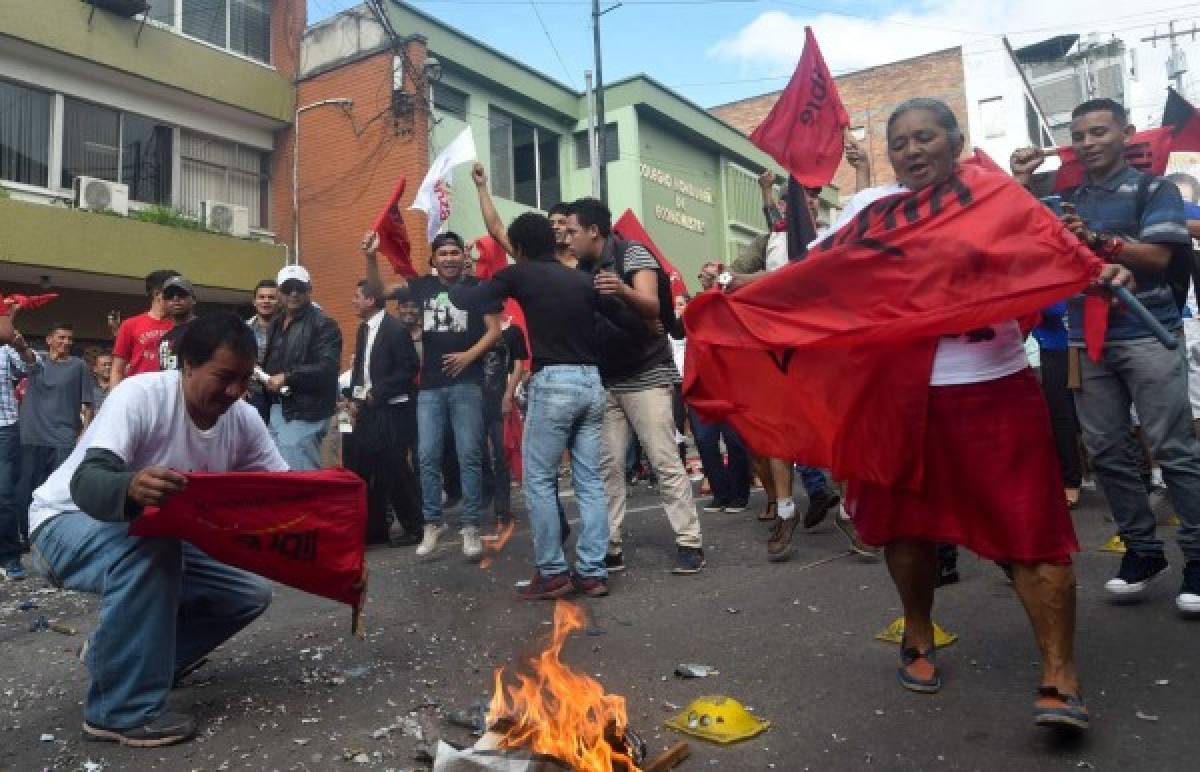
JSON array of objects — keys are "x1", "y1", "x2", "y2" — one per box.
[
  {"x1": 749, "y1": 27, "x2": 850, "y2": 187},
  {"x1": 1163, "y1": 86, "x2": 1200, "y2": 152},
  {"x1": 684, "y1": 160, "x2": 1101, "y2": 489},
  {"x1": 472, "y1": 235, "x2": 511, "y2": 280},
  {"x1": 612, "y1": 209, "x2": 687, "y2": 299},
  {"x1": 130, "y1": 468, "x2": 369, "y2": 630},
  {"x1": 1053, "y1": 127, "x2": 1172, "y2": 191},
  {"x1": 372, "y1": 178, "x2": 416, "y2": 277}
]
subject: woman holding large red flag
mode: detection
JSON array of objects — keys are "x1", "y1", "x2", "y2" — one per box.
[{"x1": 840, "y1": 98, "x2": 1131, "y2": 731}]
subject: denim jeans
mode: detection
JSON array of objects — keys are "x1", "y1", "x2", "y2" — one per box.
[
  {"x1": 267, "y1": 404, "x2": 327, "y2": 471},
  {"x1": 1076, "y1": 338, "x2": 1200, "y2": 560},
  {"x1": 418, "y1": 382, "x2": 484, "y2": 527},
  {"x1": 688, "y1": 407, "x2": 750, "y2": 505},
  {"x1": 0, "y1": 423, "x2": 22, "y2": 561},
  {"x1": 16, "y1": 444, "x2": 72, "y2": 544},
  {"x1": 797, "y1": 465, "x2": 831, "y2": 498},
  {"x1": 30, "y1": 512, "x2": 270, "y2": 729},
  {"x1": 524, "y1": 366, "x2": 608, "y2": 577}
]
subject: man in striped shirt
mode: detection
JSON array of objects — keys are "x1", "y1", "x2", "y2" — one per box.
[
  {"x1": 566, "y1": 198, "x2": 705, "y2": 575},
  {"x1": 0, "y1": 330, "x2": 38, "y2": 580}
]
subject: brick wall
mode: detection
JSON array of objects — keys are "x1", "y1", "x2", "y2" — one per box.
[
  {"x1": 711, "y1": 47, "x2": 970, "y2": 201},
  {"x1": 293, "y1": 40, "x2": 430, "y2": 367}
]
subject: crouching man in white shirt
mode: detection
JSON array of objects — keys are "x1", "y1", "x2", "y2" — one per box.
[{"x1": 28, "y1": 311, "x2": 288, "y2": 747}]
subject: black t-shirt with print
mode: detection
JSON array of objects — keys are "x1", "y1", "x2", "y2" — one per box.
[
  {"x1": 158, "y1": 319, "x2": 193, "y2": 371},
  {"x1": 408, "y1": 275, "x2": 499, "y2": 390},
  {"x1": 481, "y1": 324, "x2": 529, "y2": 411}
]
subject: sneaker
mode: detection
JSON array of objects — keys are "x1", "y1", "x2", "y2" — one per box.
[
  {"x1": 516, "y1": 571, "x2": 572, "y2": 600},
  {"x1": 834, "y1": 514, "x2": 879, "y2": 557},
  {"x1": 767, "y1": 516, "x2": 799, "y2": 562},
  {"x1": 604, "y1": 551, "x2": 626, "y2": 573},
  {"x1": 2, "y1": 557, "x2": 26, "y2": 581},
  {"x1": 672, "y1": 546, "x2": 706, "y2": 574},
  {"x1": 82, "y1": 711, "x2": 197, "y2": 748},
  {"x1": 1104, "y1": 550, "x2": 1168, "y2": 597},
  {"x1": 415, "y1": 524, "x2": 448, "y2": 558},
  {"x1": 723, "y1": 500, "x2": 748, "y2": 513},
  {"x1": 461, "y1": 526, "x2": 483, "y2": 561},
  {"x1": 701, "y1": 498, "x2": 729, "y2": 512},
  {"x1": 571, "y1": 573, "x2": 609, "y2": 597},
  {"x1": 802, "y1": 490, "x2": 841, "y2": 529},
  {"x1": 1177, "y1": 560, "x2": 1200, "y2": 614}
]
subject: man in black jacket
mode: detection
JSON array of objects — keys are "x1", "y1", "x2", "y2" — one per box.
[
  {"x1": 261, "y1": 265, "x2": 342, "y2": 470},
  {"x1": 344, "y1": 279, "x2": 422, "y2": 546}
]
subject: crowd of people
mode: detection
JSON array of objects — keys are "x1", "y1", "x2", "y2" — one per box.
[{"x1": 0, "y1": 92, "x2": 1197, "y2": 746}]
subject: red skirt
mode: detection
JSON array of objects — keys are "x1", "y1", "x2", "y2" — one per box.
[{"x1": 848, "y1": 369, "x2": 1078, "y2": 564}]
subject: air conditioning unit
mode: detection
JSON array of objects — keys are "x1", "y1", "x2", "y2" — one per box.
[
  {"x1": 202, "y1": 200, "x2": 251, "y2": 237},
  {"x1": 74, "y1": 176, "x2": 129, "y2": 216}
]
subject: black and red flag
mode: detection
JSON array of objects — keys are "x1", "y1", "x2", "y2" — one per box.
[
  {"x1": 1163, "y1": 86, "x2": 1200, "y2": 152},
  {"x1": 1053, "y1": 127, "x2": 1172, "y2": 191},
  {"x1": 371, "y1": 177, "x2": 416, "y2": 277}
]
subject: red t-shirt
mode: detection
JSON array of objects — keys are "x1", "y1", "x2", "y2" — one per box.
[{"x1": 113, "y1": 312, "x2": 173, "y2": 377}]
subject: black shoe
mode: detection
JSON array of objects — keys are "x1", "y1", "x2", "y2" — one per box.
[
  {"x1": 723, "y1": 500, "x2": 748, "y2": 513},
  {"x1": 172, "y1": 657, "x2": 209, "y2": 688},
  {"x1": 1178, "y1": 560, "x2": 1200, "y2": 614},
  {"x1": 604, "y1": 551, "x2": 626, "y2": 573},
  {"x1": 671, "y1": 546, "x2": 706, "y2": 574},
  {"x1": 83, "y1": 712, "x2": 197, "y2": 747},
  {"x1": 802, "y1": 490, "x2": 840, "y2": 529},
  {"x1": 702, "y1": 498, "x2": 729, "y2": 512},
  {"x1": 389, "y1": 529, "x2": 423, "y2": 547},
  {"x1": 1105, "y1": 551, "x2": 1168, "y2": 597}
]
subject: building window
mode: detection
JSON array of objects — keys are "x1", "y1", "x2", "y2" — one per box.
[
  {"x1": 979, "y1": 96, "x2": 1006, "y2": 139},
  {"x1": 61, "y1": 99, "x2": 173, "y2": 204},
  {"x1": 574, "y1": 123, "x2": 618, "y2": 169},
  {"x1": 723, "y1": 163, "x2": 763, "y2": 229},
  {"x1": 433, "y1": 83, "x2": 468, "y2": 122},
  {"x1": 153, "y1": 0, "x2": 271, "y2": 64},
  {"x1": 0, "y1": 80, "x2": 51, "y2": 188},
  {"x1": 489, "y1": 108, "x2": 560, "y2": 210},
  {"x1": 180, "y1": 130, "x2": 269, "y2": 228}
]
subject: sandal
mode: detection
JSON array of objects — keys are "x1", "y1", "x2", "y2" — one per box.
[
  {"x1": 897, "y1": 638, "x2": 941, "y2": 694},
  {"x1": 1033, "y1": 686, "x2": 1089, "y2": 730},
  {"x1": 758, "y1": 500, "x2": 778, "y2": 522}
]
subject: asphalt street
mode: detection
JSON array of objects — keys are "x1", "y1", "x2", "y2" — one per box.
[{"x1": 1, "y1": 481, "x2": 1197, "y2": 771}]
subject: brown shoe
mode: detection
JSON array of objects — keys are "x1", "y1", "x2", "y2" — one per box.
[
  {"x1": 758, "y1": 500, "x2": 778, "y2": 522},
  {"x1": 767, "y1": 516, "x2": 799, "y2": 561}
]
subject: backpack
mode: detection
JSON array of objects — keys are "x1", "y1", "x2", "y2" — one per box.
[
  {"x1": 591, "y1": 235, "x2": 674, "y2": 380},
  {"x1": 608, "y1": 233, "x2": 678, "y2": 336}
]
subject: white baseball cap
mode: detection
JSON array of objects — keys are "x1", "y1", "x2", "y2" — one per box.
[{"x1": 277, "y1": 264, "x2": 311, "y2": 286}]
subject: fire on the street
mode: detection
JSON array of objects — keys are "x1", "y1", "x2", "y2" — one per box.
[
  {"x1": 487, "y1": 600, "x2": 640, "y2": 771},
  {"x1": 479, "y1": 519, "x2": 517, "y2": 569}
]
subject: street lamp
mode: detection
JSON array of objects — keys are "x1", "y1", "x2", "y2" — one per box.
[{"x1": 292, "y1": 98, "x2": 353, "y2": 264}]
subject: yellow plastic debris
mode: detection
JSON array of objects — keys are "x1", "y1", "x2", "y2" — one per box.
[
  {"x1": 1098, "y1": 534, "x2": 1127, "y2": 553},
  {"x1": 874, "y1": 617, "x2": 958, "y2": 647},
  {"x1": 664, "y1": 696, "x2": 770, "y2": 744},
  {"x1": 1166, "y1": 514, "x2": 1181, "y2": 527}
]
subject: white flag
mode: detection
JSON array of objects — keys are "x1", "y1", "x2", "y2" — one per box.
[{"x1": 410, "y1": 127, "x2": 477, "y2": 243}]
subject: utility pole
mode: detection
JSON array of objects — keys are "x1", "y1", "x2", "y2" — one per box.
[
  {"x1": 585, "y1": 70, "x2": 601, "y2": 199},
  {"x1": 591, "y1": 0, "x2": 621, "y2": 204},
  {"x1": 1142, "y1": 20, "x2": 1197, "y2": 93}
]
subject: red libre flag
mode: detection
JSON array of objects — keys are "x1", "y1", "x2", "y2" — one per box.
[
  {"x1": 1163, "y1": 86, "x2": 1200, "y2": 152},
  {"x1": 1053, "y1": 127, "x2": 1172, "y2": 191},
  {"x1": 612, "y1": 209, "x2": 687, "y2": 299},
  {"x1": 472, "y1": 235, "x2": 510, "y2": 280},
  {"x1": 749, "y1": 27, "x2": 850, "y2": 187},
  {"x1": 683, "y1": 160, "x2": 1101, "y2": 489},
  {"x1": 372, "y1": 178, "x2": 416, "y2": 277},
  {"x1": 130, "y1": 469, "x2": 369, "y2": 630}
]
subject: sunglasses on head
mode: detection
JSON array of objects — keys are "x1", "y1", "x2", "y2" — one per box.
[
  {"x1": 163, "y1": 288, "x2": 192, "y2": 300},
  {"x1": 280, "y1": 280, "x2": 310, "y2": 295}
]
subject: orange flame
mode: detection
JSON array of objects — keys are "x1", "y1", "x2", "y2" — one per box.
[
  {"x1": 487, "y1": 601, "x2": 639, "y2": 771},
  {"x1": 479, "y1": 519, "x2": 517, "y2": 570}
]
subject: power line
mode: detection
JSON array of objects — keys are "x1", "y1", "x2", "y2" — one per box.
[{"x1": 528, "y1": 1, "x2": 579, "y2": 87}]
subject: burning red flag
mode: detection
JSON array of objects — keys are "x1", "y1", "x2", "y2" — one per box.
[
  {"x1": 1163, "y1": 86, "x2": 1200, "y2": 152},
  {"x1": 372, "y1": 178, "x2": 416, "y2": 277},
  {"x1": 612, "y1": 209, "x2": 687, "y2": 299},
  {"x1": 129, "y1": 468, "x2": 369, "y2": 629},
  {"x1": 749, "y1": 27, "x2": 850, "y2": 187},
  {"x1": 683, "y1": 160, "x2": 1101, "y2": 489},
  {"x1": 1053, "y1": 127, "x2": 1172, "y2": 191}
]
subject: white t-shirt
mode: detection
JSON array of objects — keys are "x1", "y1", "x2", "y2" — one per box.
[
  {"x1": 29, "y1": 370, "x2": 288, "y2": 534},
  {"x1": 670, "y1": 335, "x2": 687, "y2": 376},
  {"x1": 820, "y1": 184, "x2": 1028, "y2": 386}
]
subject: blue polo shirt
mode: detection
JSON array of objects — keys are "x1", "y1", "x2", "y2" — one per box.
[{"x1": 1064, "y1": 165, "x2": 1191, "y2": 342}]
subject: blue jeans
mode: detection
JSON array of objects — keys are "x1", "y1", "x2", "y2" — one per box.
[
  {"x1": 0, "y1": 423, "x2": 22, "y2": 561},
  {"x1": 688, "y1": 407, "x2": 750, "y2": 505},
  {"x1": 524, "y1": 366, "x2": 608, "y2": 578},
  {"x1": 1076, "y1": 338, "x2": 1200, "y2": 560},
  {"x1": 798, "y1": 465, "x2": 831, "y2": 498},
  {"x1": 30, "y1": 512, "x2": 270, "y2": 729},
  {"x1": 267, "y1": 404, "x2": 327, "y2": 471},
  {"x1": 418, "y1": 382, "x2": 484, "y2": 527}
]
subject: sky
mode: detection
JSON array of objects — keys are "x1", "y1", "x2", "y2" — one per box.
[{"x1": 306, "y1": 0, "x2": 1200, "y2": 121}]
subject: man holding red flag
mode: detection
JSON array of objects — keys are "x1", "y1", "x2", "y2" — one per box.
[
  {"x1": 26, "y1": 312, "x2": 286, "y2": 747},
  {"x1": 1013, "y1": 98, "x2": 1200, "y2": 616}
]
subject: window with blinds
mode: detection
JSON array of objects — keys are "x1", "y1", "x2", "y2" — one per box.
[
  {"x1": 151, "y1": 0, "x2": 271, "y2": 64},
  {"x1": 724, "y1": 163, "x2": 762, "y2": 229},
  {"x1": 433, "y1": 84, "x2": 469, "y2": 122},
  {"x1": 0, "y1": 79, "x2": 51, "y2": 188},
  {"x1": 488, "y1": 107, "x2": 560, "y2": 210},
  {"x1": 60, "y1": 98, "x2": 173, "y2": 205},
  {"x1": 573, "y1": 123, "x2": 619, "y2": 169},
  {"x1": 180, "y1": 130, "x2": 269, "y2": 228}
]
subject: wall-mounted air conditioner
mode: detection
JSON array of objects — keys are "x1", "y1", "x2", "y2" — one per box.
[
  {"x1": 202, "y1": 200, "x2": 251, "y2": 238},
  {"x1": 74, "y1": 176, "x2": 130, "y2": 216}
]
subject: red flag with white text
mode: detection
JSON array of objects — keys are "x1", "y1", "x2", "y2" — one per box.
[
  {"x1": 749, "y1": 27, "x2": 850, "y2": 187},
  {"x1": 684, "y1": 160, "x2": 1101, "y2": 489}
]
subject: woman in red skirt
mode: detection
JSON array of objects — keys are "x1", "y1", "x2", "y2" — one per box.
[{"x1": 840, "y1": 98, "x2": 1132, "y2": 731}]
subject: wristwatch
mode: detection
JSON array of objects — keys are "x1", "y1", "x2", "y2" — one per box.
[{"x1": 717, "y1": 271, "x2": 733, "y2": 291}]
